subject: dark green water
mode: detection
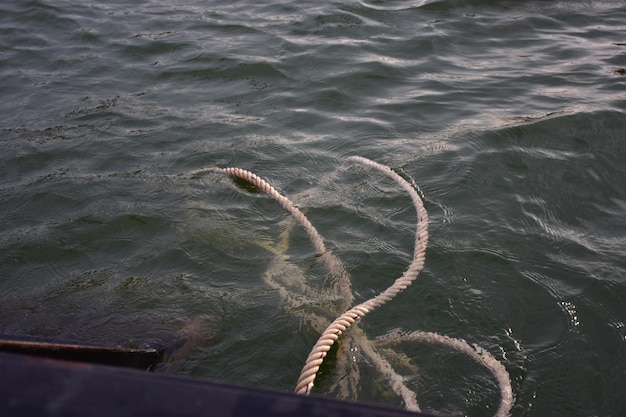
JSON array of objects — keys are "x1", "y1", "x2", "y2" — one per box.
[{"x1": 2, "y1": 0, "x2": 626, "y2": 415}]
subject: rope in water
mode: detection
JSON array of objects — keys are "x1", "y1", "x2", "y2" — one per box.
[
  {"x1": 294, "y1": 156, "x2": 429, "y2": 394},
  {"x1": 191, "y1": 166, "x2": 327, "y2": 255},
  {"x1": 377, "y1": 330, "x2": 514, "y2": 417},
  {"x1": 192, "y1": 157, "x2": 512, "y2": 416}
]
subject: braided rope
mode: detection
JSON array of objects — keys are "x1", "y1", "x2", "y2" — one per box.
[
  {"x1": 191, "y1": 167, "x2": 327, "y2": 255},
  {"x1": 192, "y1": 158, "x2": 512, "y2": 416},
  {"x1": 191, "y1": 166, "x2": 353, "y2": 317},
  {"x1": 376, "y1": 330, "x2": 513, "y2": 417},
  {"x1": 294, "y1": 156, "x2": 429, "y2": 394}
]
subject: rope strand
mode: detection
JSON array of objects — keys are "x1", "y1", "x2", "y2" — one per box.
[
  {"x1": 294, "y1": 156, "x2": 429, "y2": 394},
  {"x1": 192, "y1": 158, "x2": 513, "y2": 416},
  {"x1": 191, "y1": 166, "x2": 326, "y2": 255},
  {"x1": 376, "y1": 331, "x2": 514, "y2": 417}
]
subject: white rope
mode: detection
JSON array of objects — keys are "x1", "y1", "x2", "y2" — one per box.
[
  {"x1": 191, "y1": 166, "x2": 352, "y2": 315},
  {"x1": 191, "y1": 158, "x2": 513, "y2": 416},
  {"x1": 294, "y1": 156, "x2": 429, "y2": 394},
  {"x1": 357, "y1": 329, "x2": 421, "y2": 411},
  {"x1": 377, "y1": 331, "x2": 514, "y2": 417},
  {"x1": 191, "y1": 167, "x2": 327, "y2": 255}
]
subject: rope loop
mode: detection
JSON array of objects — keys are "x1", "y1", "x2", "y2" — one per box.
[
  {"x1": 294, "y1": 156, "x2": 429, "y2": 394},
  {"x1": 192, "y1": 157, "x2": 513, "y2": 417}
]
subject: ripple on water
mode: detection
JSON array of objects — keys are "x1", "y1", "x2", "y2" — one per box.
[{"x1": 170, "y1": 43, "x2": 205, "y2": 62}]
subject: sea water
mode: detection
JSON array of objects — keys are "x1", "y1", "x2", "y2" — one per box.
[{"x1": 1, "y1": 1, "x2": 626, "y2": 415}]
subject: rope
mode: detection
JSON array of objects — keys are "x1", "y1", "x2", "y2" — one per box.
[
  {"x1": 191, "y1": 158, "x2": 513, "y2": 416},
  {"x1": 294, "y1": 156, "x2": 429, "y2": 394},
  {"x1": 191, "y1": 166, "x2": 354, "y2": 312},
  {"x1": 191, "y1": 167, "x2": 327, "y2": 255},
  {"x1": 376, "y1": 330, "x2": 514, "y2": 417}
]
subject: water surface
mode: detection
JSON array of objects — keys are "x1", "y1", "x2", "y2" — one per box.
[{"x1": 1, "y1": 1, "x2": 626, "y2": 416}]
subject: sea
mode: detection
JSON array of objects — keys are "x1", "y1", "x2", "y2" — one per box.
[{"x1": 1, "y1": 1, "x2": 626, "y2": 416}]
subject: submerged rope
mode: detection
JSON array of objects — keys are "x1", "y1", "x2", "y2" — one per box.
[
  {"x1": 294, "y1": 156, "x2": 429, "y2": 394},
  {"x1": 192, "y1": 157, "x2": 513, "y2": 416},
  {"x1": 377, "y1": 330, "x2": 514, "y2": 417}
]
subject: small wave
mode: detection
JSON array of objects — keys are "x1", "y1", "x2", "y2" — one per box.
[{"x1": 170, "y1": 43, "x2": 205, "y2": 62}]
